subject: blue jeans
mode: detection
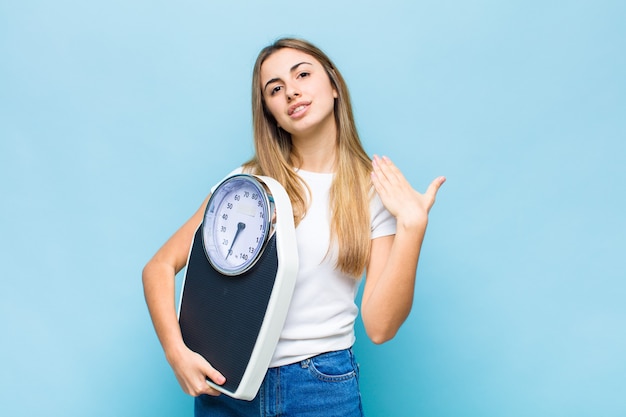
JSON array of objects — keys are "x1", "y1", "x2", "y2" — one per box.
[{"x1": 195, "y1": 348, "x2": 364, "y2": 416}]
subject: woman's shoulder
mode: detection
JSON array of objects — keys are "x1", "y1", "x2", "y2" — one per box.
[{"x1": 210, "y1": 166, "x2": 245, "y2": 193}]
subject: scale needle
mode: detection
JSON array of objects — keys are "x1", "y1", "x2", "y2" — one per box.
[{"x1": 225, "y1": 222, "x2": 246, "y2": 260}]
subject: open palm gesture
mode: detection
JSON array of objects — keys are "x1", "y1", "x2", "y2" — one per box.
[{"x1": 371, "y1": 155, "x2": 445, "y2": 225}]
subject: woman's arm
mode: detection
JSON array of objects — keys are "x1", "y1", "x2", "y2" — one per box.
[
  {"x1": 142, "y1": 195, "x2": 226, "y2": 396},
  {"x1": 360, "y1": 155, "x2": 445, "y2": 344}
]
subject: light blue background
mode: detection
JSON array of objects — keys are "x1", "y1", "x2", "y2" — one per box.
[{"x1": 1, "y1": 1, "x2": 624, "y2": 416}]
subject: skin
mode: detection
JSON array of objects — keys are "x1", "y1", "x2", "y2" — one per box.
[
  {"x1": 365, "y1": 155, "x2": 445, "y2": 343},
  {"x1": 142, "y1": 47, "x2": 445, "y2": 397}
]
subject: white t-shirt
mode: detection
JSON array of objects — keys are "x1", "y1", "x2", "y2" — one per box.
[{"x1": 212, "y1": 168, "x2": 396, "y2": 367}]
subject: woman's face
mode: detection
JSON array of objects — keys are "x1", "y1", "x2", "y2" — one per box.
[{"x1": 260, "y1": 48, "x2": 338, "y2": 138}]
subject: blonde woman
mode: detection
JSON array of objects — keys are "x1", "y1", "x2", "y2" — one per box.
[{"x1": 143, "y1": 38, "x2": 445, "y2": 417}]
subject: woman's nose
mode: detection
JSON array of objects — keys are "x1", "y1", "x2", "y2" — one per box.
[{"x1": 286, "y1": 88, "x2": 300, "y2": 101}]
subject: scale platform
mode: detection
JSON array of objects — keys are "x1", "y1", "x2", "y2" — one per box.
[{"x1": 177, "y1": 175, "x2": 298, "y2": 400}]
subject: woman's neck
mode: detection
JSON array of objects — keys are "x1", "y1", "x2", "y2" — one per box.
[
  {"x1": 290, "y1": 119, "x2": 337, "y2": 173},
  {"x1": 291, "y1": 137, "x2": 336, "y2": 173}
]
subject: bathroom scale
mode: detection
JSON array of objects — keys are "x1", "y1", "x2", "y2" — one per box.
[{"x1": 178, "y1": 174, "x2": 298, "y2": 400}]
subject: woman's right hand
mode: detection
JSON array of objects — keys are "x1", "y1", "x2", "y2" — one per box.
[
  {"x1": 167, "y1": 344, "x2": 226, "y2": 397},
  {"x1": 142, "y1": 193, "x2": 224, "y2": 397}
]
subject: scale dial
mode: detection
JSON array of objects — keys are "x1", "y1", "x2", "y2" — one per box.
[{"x1": 202, "y1": 174, "x2": 273, "y2": 276}]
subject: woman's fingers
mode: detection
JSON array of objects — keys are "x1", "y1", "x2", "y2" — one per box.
[
  {"x1": 371, "y1": 155, "x2": 445, "y2": 217},
  {"x1": 194, "y1": 357, "x2": 226, "y2": 397},
  {"x1": 171, "y1": 347, "x2": 226, "y2": 397},
  {"x1": 424, "y1": 176, "x2": 446, "y2": 212},
  {"x1": 371, "y1": 155, "x2": 407, "y2": 199},
  {"x1": 203, "y1": 362, "x2": 226, "y2": 388}
]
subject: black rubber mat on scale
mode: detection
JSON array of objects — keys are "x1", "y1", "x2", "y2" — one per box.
[{"x1": 179, "y1": 227, "x2": 278, "y2": 393}]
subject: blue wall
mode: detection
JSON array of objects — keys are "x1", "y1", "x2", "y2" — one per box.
[{"x1": 1, "y1": 1, "x2": 624, "y2": 416}]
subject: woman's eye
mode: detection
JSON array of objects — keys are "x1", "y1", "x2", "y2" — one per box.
[
  {"x1": 270, "y1": 85, "x2": 282, "y2": 96},
  {"x1": 298, "y1": 72, "x2": 310, "y2": 79}
]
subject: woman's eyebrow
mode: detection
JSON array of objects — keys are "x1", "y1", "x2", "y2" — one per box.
[{"x1": 263, "y1": 62, "x2": 313, "y2": 92}]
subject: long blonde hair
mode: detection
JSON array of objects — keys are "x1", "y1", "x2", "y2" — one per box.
[{"x1": 244, "y1": 38, "x2": 372, "y2": 277}]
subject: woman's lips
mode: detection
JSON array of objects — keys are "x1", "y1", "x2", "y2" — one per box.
[{"x1": 288, "y1": 102, "x2": 310, "y2": 118}]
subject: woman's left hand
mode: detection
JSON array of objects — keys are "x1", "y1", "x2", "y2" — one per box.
[{"x1": 371, "y1": 155, "x2": 445, "y2": 225}]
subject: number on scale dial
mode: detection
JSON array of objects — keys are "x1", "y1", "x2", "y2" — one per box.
[{"x1": 202, "y1": 175, "x2": 273, "y2": 276}]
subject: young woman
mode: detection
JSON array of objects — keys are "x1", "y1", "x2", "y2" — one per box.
[{"x1": 142, "y1": 38, "x2": 445, "y2": 416}]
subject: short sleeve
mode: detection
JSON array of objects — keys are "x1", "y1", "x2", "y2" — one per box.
[{"x1": 370, "y1": 192, "x2": 396, "y2": 239}]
